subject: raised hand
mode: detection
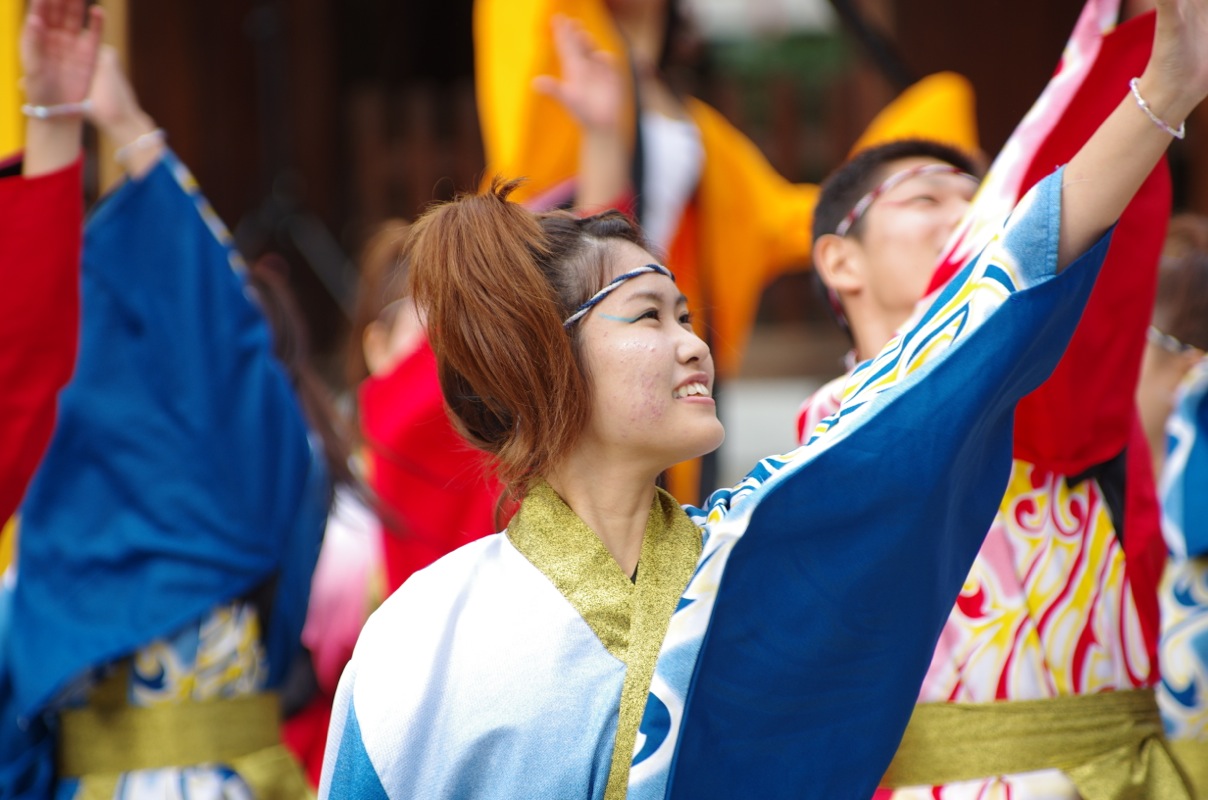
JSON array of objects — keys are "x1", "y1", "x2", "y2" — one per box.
[
  {"x1": 533, "y1": 15, "x2": 626, "y2": 136},
  {"x1": 532, "y1": 15, "x2": 631, "y2": 211},
  {"x1": 1141, "y1": 0, "x2": 1208, "y2": 123},
  {"x1": 85, "y1": 46, "x2": 164, "y2": 178},
  {"x1": 19, "y1": 0, "x2": 104, "y2": 108},
  {"x1": 1057, "y1": 0, "x2": 1208, "y2": 268}
]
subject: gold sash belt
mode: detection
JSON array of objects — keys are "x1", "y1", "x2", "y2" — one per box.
[
  {"x1": 882, "y1": 689, "x2": 1192, "y2": 800},
  {"x1": 57, "y1": 669, "x2": 312, "y2": 799},
  {"x1": 1170, "y1": 739, "x2": 1208, "y2": 800}
]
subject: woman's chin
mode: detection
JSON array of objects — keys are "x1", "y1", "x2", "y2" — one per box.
[{"x1": 664, "y1": 423, "x2": 726, "y2": 468}]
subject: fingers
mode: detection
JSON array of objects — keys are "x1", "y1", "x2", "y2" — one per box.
[
  {"x1": 81, "y1": 5, "x2": 105, "y2": 55},
  {"x1": 550, "y1": 14, "x2": 601, "y2": 75},
  {"x1": 64, "y1": 0, "x2": 86, "y2": 34},
  {"x1": 35, "y1": 0, "x2": 61, "y2": 32},
  {"x1": 87, "y1": 5, "x2": 105, "y2": 38},
  {"x1": 531, "y1": 74, "x2": 567, "y2": 106}
]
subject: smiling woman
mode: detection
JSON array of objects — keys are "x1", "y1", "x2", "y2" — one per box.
[
  {"x1": 320, "y1": 156, "x2": 1116, "y2": 799},
  {"x1": 318, "y1": 0, "x2": 1208, "y2": 780}
]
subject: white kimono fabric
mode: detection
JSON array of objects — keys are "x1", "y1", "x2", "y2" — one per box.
[{"x1": 321, "y1": 171, "x2": 1111, "y2": 799}]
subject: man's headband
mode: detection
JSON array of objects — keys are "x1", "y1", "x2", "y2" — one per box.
[{"x1": 835, "y1": 163, "x2": 977, "y2": 237}]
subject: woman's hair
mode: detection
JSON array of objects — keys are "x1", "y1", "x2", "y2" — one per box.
[
  {"x1": 346, "y1": 219, "x2": 413, "y2": 388},
  {"x1": 1154, "y1": 213, "x2": 1208, "y2": 352},
  {"x1": 408, "y1": 178, "x2": 649, "y2": 493}
]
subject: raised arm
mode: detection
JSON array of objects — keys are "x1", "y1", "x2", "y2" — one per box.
[
  {"x1": 84, "y1": 45, "x2": 165, "y2": 179},
  {"x1": 533, "y1": 15, "x2": 632, "y2": 212},
  {"x1": 1059, "y1": 0, "x2": 1208, "y2": 267},
  {"x1": 20, "y1": 0, "x2": 102, "y2": 176}
]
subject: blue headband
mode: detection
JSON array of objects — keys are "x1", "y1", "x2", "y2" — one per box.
[{"x1": 563, "y1": 263, "x2": 675, "y2": 328}]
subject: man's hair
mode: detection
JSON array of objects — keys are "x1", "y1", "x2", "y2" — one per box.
[{"x1": 811, "y1": 139, "x2": 982, "y2": 246}]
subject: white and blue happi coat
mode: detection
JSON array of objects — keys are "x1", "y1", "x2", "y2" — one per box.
[{"x1": 321, "y1": 170, "x2": 1111, "y2": 800}]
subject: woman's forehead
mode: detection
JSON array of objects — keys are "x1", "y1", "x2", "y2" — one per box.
[
  {"x1": 604, "y1": 239, "x2": 661, "y2": 276},
  {"x1": 611, "y1": 273, "x2": 685, "y2": 306}
]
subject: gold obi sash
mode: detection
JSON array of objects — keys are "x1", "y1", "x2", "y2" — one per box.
[
  {"x1": 882, "y1": 689, "x2": 1192, "y2": 799},
  {"x1": 57, "y1": 666, "x2": 311, "y2": 799},
  {"x1": 1170, "y1": 739, "x2": 1208, "y2": 800}
]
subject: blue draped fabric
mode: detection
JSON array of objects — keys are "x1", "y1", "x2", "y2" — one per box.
[
  {"x1": 1, "y1": 153, "x2": 326, "y2": 794},
  {"x1": 655, "y1": 177, "x2": 1109, "y2": 799}
]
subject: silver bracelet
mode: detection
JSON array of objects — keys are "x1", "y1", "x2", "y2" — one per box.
[
  {"x1": 1129, "y1": 77, "x2": 1186, "y2": 140},
  {"x1": 114, "y1": 127, "x2": 167, "y2": 166},
  {"x1": 21, "y1": 99, "x2": 93, "y2": 119}
]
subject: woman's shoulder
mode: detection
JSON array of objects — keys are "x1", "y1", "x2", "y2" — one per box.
[{"x1": 370, "y1": 532, "x2": 511, "y2": 617}]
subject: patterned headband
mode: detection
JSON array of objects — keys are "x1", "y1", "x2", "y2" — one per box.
[
  {"x1": 563, "y1": 264, "x2": 675, "y2": 328},
  {"x1": 835, "y1": 163, "x2": 978, "y2": 237}
]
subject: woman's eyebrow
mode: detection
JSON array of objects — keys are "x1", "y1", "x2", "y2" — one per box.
[{"x1": 621, "y1": 289, "x2": 689, "y2": 305}]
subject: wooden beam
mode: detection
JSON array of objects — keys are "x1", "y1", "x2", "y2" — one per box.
[{"x1": 97, "y1": 0, "x2": 129, "y2": 193}]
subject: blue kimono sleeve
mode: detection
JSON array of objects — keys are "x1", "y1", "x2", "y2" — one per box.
[
  {"x1": 9, "y1": 152, "x2": 326, "y2": 722},
  {"x1": 629, "y1": 170, "x2": 1113, "y2": 799}
]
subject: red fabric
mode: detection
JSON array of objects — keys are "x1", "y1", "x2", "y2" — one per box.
[
  {"x1": 1010, "y1": 13, "x2": 1167, "y2": 473},
  {"x1": 1003, "y1": 14, "x2": 1168, "y2": 661},
  {"x1": 281, "y1": 692, "x2": 333, "y2": 788},
  {"x1": 0, "y1": 160, "x2": 81, "y2": 523},
  {"x1": 1123, "y1": 415, "x2": 1164, "y2": 671},
  {"x1": 359, "y1": 338, "x2": 507, "y2": 594}
]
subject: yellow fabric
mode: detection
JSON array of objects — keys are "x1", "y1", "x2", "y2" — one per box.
[
  {"x1": 504, "y1": 481, "x2": 701, "y2": 799},
  {"x1": 0, "y1": 516, "x2": 15, "y2": 575},
  {"x1": 1170, "y1": 739, "x2": 1208, "y2": 800},
  {"x1": 849, "y1": 71, "x2": 979, "y2": 158},
  {"x1": 883, "y1": 689, "x2": 1192, "y2": 800},
  {"x1": 474, "y1": 0, "x2": 627, "y2": 205},
  {"x1": 57, "y1": 664, "x2": 310, "y2": 797},
  {"x1": 58, "y1": 691, "x2": 284, "y2": 776},
  {"x1": 0, "y1": 1, "x2": 21, "y2": 160}
]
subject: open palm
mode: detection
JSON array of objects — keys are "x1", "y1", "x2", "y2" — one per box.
[
  {"x1": 20, "y1": 0, "x2": 104, "y2": 107},
  {"x1": 533, "y1": 15, "x2": 626, "y2": 135}
]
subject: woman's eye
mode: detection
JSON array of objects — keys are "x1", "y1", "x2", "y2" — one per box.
[
  {"x1": 679, "y1": 312, "x2": 693, "y2": 326},
  {"x1": 638, "y1": 308, "x2": 660, "y2": 322},
  {"x1": 910, "y1": 195, "x2": 939, "y2": 205}
]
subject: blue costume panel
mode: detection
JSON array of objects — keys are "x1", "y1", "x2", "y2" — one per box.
[{"x1": 1, "y1": 153, "x2": 327, "y2": 796}]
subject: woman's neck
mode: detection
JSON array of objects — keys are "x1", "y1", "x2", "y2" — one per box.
[{"x1": 545, "y1": 457, "x2": 658, "y2": 579}]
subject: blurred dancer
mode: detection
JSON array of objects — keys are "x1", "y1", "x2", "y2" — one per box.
[
  {"x1": 802, "y1": 3, "x2": 1181, "y2": 797},
  {"x1": 1138, "y1": 214, "x2": 1208, "y2": 796},
  {"x1": 0, "y1": 0, "x2": 98, "y2": 536},
  {"x1": 3, "y1": 45, "x2": 326, "y2": 797}
]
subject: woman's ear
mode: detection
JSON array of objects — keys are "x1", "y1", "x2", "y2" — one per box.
[
  {"x1": 813, "y1": 233, "x2": 863, "y2": 296},
  {"x1": 362, "y1": 320, "x2": 393, "y2": 377}
]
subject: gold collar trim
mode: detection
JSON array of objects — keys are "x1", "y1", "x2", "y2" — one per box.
[
  {"x1": 507, "y1": 481, "x2": 635, "y2": 660},
  {"x1": 506, "y1": 481, "x2": 701, "y2": 798}
]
